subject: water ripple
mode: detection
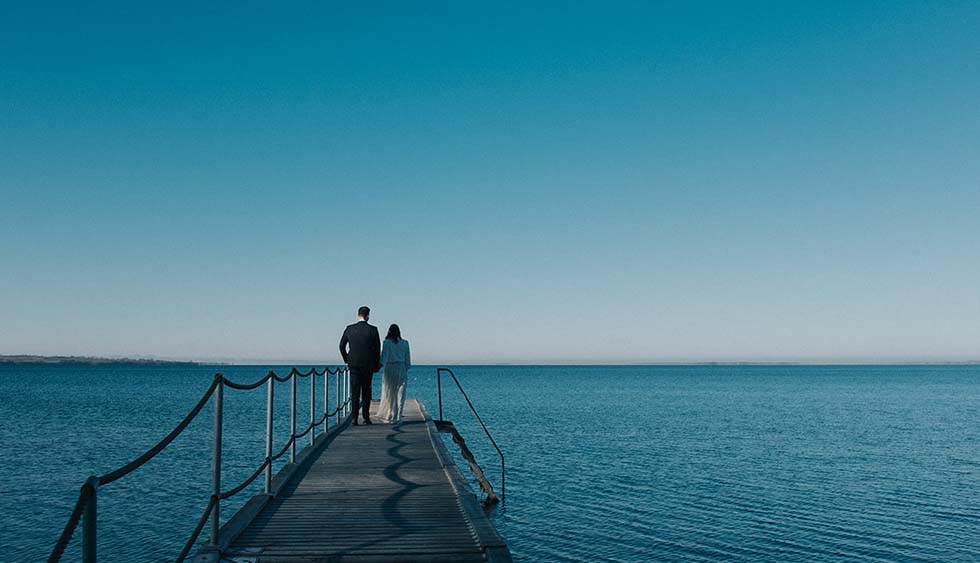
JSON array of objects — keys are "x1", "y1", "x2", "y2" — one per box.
[{"x1": 5, "y1": 364, "x2": 980, "y2": 562}]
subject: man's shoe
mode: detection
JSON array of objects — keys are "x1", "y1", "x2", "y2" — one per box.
[
  {"x1": 352, "y1": 419, "x2": 359, "y2": 426},
  {"x1": 363, "y1": 418, "x2": 373, "y2": 425}
]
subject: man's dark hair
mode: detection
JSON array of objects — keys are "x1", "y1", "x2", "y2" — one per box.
[{"x1": 358, "y1": 306, "x2": 370, "y2": 318}]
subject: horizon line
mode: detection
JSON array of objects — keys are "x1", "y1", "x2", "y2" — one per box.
[
  {"x1": 215, "y1": 361, "x2": 980, "y2": 366},
  {"x1": 4, "y1": 354, "x2": 979, "y2": 367}
]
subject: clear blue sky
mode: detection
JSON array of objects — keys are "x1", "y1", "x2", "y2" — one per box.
[{"x1": 2, "y1": 2, "x2": 978, "y2": 363}]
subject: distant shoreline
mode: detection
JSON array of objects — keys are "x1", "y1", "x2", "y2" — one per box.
[{"x1": 0, "y1": 355, "x2": 200, "y2": 366}]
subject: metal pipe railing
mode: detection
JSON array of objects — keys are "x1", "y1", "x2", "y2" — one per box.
[
  {"x1": 290, "y1": 374, "x2": 297, "y2": 463},
  {"x1": 309, "y1": 374, "x2": 315, "y2": 446},
  {"x1": 47, "y1": 366, "x2": 350, "y2": 563},
  {"x1": 210, "y1": 379, "x2": 223, "y2": 544},
  {"x1": 436, "y1": 367, "x2": 506, "y2": 503},
  {"x1": 264, "y1": 375, "x2": 274, "y2": 494},
  {"x1": 82, "y1": 476, "x2": 98, "y2": 563}
]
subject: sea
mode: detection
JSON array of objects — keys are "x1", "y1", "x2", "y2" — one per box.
[{"x1": 2, "y1": 364, "x2": 980, "y2": 563}]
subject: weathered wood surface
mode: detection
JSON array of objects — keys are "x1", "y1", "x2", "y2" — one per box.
[
  {"x1": 434, "y1": 421, "x2": 499, "y2": 505},
  {"x1": 221, "y1": 399, "x2": 511, "y2": 563}
]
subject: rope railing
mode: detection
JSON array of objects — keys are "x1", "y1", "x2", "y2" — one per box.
[
  {"x1": 217, "y1": 395, "x2": 353, "y2": 501},
  {"x1": 174, "y1": 496, "x2": 217, "y2": 563},
  {"x1": 99, "y1": 376, "x2": 223, "y2": 485},
  {"x1": 221, "y1": 371, "x2": 274, "y2": 391},
  {"x1": 220, "y1": 462, "x2": 268, "y2": 500},
  {"x1": 47, "y1": 366, "x2": 352, "y2": 563},
  {"x1": 47, "y1": 477, "x2": 98, "y2": 563}
]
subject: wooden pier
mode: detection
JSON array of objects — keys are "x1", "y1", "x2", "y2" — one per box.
[
  {"x1": 46, "y1": 368, "x2": 508, "y2": 563},
  {"x1": 200, "y1": 399, "x2": 511, "y2": 563}
]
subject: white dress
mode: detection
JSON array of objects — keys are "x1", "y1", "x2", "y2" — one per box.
[{"x1": 377, "y1": 338, "x2": 411, "y2": 423}]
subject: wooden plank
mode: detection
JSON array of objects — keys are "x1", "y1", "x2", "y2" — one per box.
[
  {"x1": 206, "y1": 399, "x2": 512, "y2": 563},
  {"x1": 195, "y1": 409, "x2": 355, "y2": 563},
  {"x1": 419, "y1": 402, "x2": 512, "y2": 563}
]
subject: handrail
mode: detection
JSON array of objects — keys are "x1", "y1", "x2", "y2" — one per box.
[
  {"x1": 47, "y1": 366, "x2": 352, "y2": 563},
  {"x1": 436, "y1": 367, "x2": 505, "y2": 503},
  {"x1": 101, "y1": 374, "x2": 223, "y2": 485}
]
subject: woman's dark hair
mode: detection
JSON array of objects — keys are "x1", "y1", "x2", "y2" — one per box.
[{"x1": 386, "y1": 324, "x2": 401, "y2": 343}]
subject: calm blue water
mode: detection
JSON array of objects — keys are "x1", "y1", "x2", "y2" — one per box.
[{"x1": 3, "y1": 364, "x2": 980, "y2": 562}]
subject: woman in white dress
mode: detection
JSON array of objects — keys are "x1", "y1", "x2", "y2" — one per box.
[{"x1": 377, "y1": 324, "x2": 411, "y2": 424}]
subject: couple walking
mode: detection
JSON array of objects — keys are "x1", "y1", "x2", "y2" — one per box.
[{"x1": 338, "y1": 306, "x2": 411, "y2": 425}]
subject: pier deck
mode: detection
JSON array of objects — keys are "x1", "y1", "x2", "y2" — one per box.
[{"x1": 218, "y1": 399, "x2": 511, "y2": 563}]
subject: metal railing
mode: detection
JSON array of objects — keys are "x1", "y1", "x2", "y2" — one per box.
[
  {"x1": 436, "y1": 367, "x2": 505, "y2": 503},
  {"x1": 47, "y1": 366, "x2": 352, "y2": 563}
]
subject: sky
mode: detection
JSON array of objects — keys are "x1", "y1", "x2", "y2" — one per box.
[{"x1": 1, "y1": 2, "x2": 978, "y2": 364}]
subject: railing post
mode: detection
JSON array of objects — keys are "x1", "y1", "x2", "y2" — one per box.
[
  {"x1": 323, "y1": 370, "x2": 329, "y2": 434},
  {"x1": 437, "y1": 369, "x2": 443, "y2": 421},
  {"x1": 264, "y1": 373, "x2": 274, "y2": 494},
  {"x1": 210, "y1": 376, "x2": 223, "y2": 545},
  {"x1": 309, "y1": 371, "x2": 315, "y2": 446},
  {"x1": 346, "y1": 369, "x2": 351, "y2": 416},
  {"x1": 82, "y1": 476, "x2": 98, "y2": 563},
  {"x1": 336, "y1": 369, "x2": 341, "y2": 424},
  {"x1": 290, "y1": 373, "x2": 297, "y2": 463}
]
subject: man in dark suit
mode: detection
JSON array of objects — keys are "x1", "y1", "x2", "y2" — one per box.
[{"x1": 339, "y1": 306, "x2": 381, "y2": 425}]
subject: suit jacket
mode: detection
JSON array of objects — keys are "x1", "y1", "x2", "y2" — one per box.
[{"x1": 339, "y1": 320, "x2": 381, "y2": 372}]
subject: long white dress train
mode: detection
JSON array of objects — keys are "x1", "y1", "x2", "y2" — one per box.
[{"x1": 376, "y1": 338, "x2": 411, "y2": 423}]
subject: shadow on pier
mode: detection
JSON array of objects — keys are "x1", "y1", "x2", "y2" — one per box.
[{"x1": 217, "y1": 399, "x2": 510, "y2": 563}]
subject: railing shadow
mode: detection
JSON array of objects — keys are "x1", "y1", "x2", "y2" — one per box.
[{"x1": 248, "y1": 414, "x2": 460, "y2": 556}]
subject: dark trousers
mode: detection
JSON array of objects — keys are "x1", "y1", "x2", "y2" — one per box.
[{"x1": 350, "y1": 368, "x2": 373, "y2": 420}]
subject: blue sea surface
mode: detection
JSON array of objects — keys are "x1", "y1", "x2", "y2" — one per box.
[{"x1": 2, "y1": 364, "x2": 980, "y2": 562}]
